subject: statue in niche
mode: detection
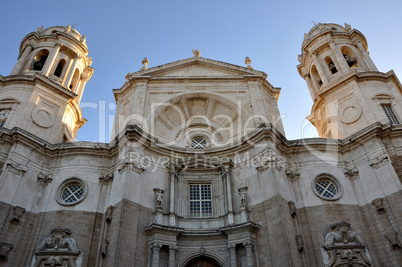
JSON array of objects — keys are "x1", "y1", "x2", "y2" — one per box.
[{"x1": 153, "y1": 188, "x2": 164, "y2": 209}]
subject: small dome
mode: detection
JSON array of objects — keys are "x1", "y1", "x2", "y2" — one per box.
[{"x1": 39, "y1": 26, "x2": 85, "y2": 46}]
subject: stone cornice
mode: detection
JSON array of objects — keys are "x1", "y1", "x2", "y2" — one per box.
[
  {"x1": 0, "y1": 73, "x2": 77, "y2": 99},
  {"x1": 1, "y1": 121, "x2": 401, "y2": 168}
]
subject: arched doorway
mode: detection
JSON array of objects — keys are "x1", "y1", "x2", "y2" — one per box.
[{"x1": 186, "y1": 256, "x2": 222, "y2": 267}]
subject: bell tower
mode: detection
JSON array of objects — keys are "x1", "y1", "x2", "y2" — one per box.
[
  {"x1": 0, "y1": 25, "x2": 93, "y2": 143},
  {"x1": 297, "y1": 23, "x2": 402, "y2": 139}
]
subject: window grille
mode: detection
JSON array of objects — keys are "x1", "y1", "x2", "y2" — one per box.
[
  {"x1": 315, "y1": 179, "x2": 337, "y2": 199},
  {"x1": 191, "y1": 137, "x2": 207, "y2": 149},
  {"x1": 381, "y1": 104, "x2": 400, "y2": 124},
  {"x1": 62, "y1": 183, "x2": 84, "y2": 203},
  {"x1": 189, "y1": 184, "x2": 212, "y2": 218}
]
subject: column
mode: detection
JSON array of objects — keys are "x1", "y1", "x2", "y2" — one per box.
[
  {"x1": 224, "y1": 166, "x2": 234, "y2": 225},
  {"x1": 151, "y1": 243, "x2": 162, "y2": 267},
  {"x1": 329, "y1": 42, "x2": 349, "y2": 73},
  {"x1": 356, "y1": 42, "x2": 378, "y2": 71},
  {"x1": 64, "y1": 54, "x2": 80, "y2": 88},
  {"x1": 11, "y1": 44, "x2": 33, "y2": 75},
  {"x1": 244, "y1": 241, "x2": 255, "y2": 267},
  {"x1": 228, "y1": 244, "x2": 237, "y2": 267},
  {"x1": 312, "y1": 53, "x2": 328, "y2": 84},
  {"x1": 169, "y1": 168, "x2": 176, "y2": 226},
  {"x1": 168, "y1": 245, "x2": 176, "y2": 267},
  {"x1": 304, "y1": 74, "x2": 317, "y2": 100},
  {"x1": 42, "y1": 43, "x2": 63, "y2": 76}
]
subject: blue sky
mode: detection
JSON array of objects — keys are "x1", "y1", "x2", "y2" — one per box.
[{"x1": 1, "y1": 0, "x2": 402, "y2": 142}]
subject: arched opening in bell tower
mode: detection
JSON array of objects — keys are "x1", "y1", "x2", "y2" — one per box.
[{"x1": 31, "y1": 49, "x2": 49, "y2": 71}]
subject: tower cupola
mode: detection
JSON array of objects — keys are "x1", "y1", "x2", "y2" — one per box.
[
  {"x1": 0, "y1": 26, "x2": 94, "y2": 143},
  {"x1": 298, "y1": 23, "x2": 402, "y2": 139}
]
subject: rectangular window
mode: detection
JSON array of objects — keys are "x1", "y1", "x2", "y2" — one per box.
[
  {"x1": 189, "y1": 184, "x2": 212, "y2": 218},
  {"x1": 381, "y1": 104, "x2": 400, "y2": 124}
]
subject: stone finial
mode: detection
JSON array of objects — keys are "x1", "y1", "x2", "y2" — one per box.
[
  {"x1": 37, "y1": 26, "x2": 44, "y2": 35},
  {"x1": 345, "y1": 23, "x2": 352, "y2": 32},
  {"x1": 245, "y1": 57, "x2": 253, "y2": 69},
  {"x1": 141, "y1": 57, "x2": 149, "y2": 70},
  {"x1": 66, "y1": 25, "x2": 71, "y2": 33},
  {"x1": 192, "y1": 49, "x2": 201, "y2": 57}
]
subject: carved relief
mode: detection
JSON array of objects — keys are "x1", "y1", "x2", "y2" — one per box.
[
  {"x1": 288, "y1": 201, "x2": 297, "y2": 216},
  {"x1": 371, "y1": 197, "x2": 385, "y2": 212},
  {"x1": 369, "y1": 154, "x2": 388, "y2": 169},
  {"x1": 12, "y1": 206, "x2": 25, "y2": 221},
  {"x1": 33, "y1": 227, "x2": 80, "y2": 267},
  {"x1": 343, "y1": 167, "x2": 359, "y2": 179},
  {"x1": 384, "y1": 231, "x2": 401, "y2": 249},
  {"x1": 253, "y1": 148, "x2": 284, "y2": 171},
  {"x1": 295, "y1": 235, "x2": 304, "y2": 251},
  {"x1": 0, "y1": 243, "x2": 13, "y2": 259},
  {"x1": 285, "y1": 169, "x2": 300, "y2": 182},
  {"x1": 118, "y1": 150, "x2": 145, "y2": 173},
  {"x1": 323, "y1": 221, "x2": 371, "y2": 267},
  {"x1": 106, "y1": 206, "x2": 114, "y2": 223},
  {"x1": 38, "y1": 173, "x2": 53, "y2": 185},
  {"x1": 99, "y1": 172, "x2": 114, "y2": 184}
]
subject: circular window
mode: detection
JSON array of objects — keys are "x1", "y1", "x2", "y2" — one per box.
[
  {"x1": 56, "y1": 178, "x2": 87, "y2": 206},
  {"x1": 191, "y1": 137, "x2": 207, "y2": 149},
  {"x1": 312, "y1": 175, "x2": 342, "y2": 201}
]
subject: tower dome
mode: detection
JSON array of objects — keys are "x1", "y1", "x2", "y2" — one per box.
[
  {"x1": 298, "y1": 23, "x2": 402, "y2": 139},
  {"x1": 0, "y1": 26, "x2": 93, "y2": 143}
]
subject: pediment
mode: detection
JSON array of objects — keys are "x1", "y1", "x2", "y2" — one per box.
[{"x1": 128, "y1": 57, "x2": 266, "y2": 79}]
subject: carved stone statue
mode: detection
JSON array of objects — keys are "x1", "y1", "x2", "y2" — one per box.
[
  {"x1": 344, "y1": 23, "x2": 352, "y2": 32},
  {"x1": 153, "y1": 188, "x2": 164, "y2": 209},
  {"x1": 324, "y1": 221, "x2": 372, "y2": 267},
  {"x1": 238, "y1": 186, "x2": 248, "y2": 208},
  {"x1": 192, "y1": 49, "x2": 201, "y2": 57},
  {"x1": 37, "y1": 26, "x2": 44, "y2": 35}
]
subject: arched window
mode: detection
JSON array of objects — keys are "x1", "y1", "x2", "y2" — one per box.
[
  {"x1": 325, "y1": 56, "x2": 337, "y2": 74},
  {"x1": 340, "y1": 46, "x2": 357, "y2": 68},
  {"x1": 311, "y1": 65, "x2": 322, "y2": 88},
  {"x1": 33, "y1": 50, "x2": 49, "y2": 71},
  {"x1": 53, "y1": 59, "x2": 66, "y2": 78},
  {"x1": 69, "y1": 69, "x2": 80, "y2": 91}
]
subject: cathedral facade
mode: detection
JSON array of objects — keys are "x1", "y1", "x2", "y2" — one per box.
[{"x1": 0, "y1": 23, "x2": 401, "y2": 267}]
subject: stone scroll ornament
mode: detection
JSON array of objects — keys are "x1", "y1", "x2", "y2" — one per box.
[
  {"x1": 323, "y1": 221, "x2": 372, "y2": 267},
  {"x1": 33, "y1": 227, "x2": 80, "y2": 267}
]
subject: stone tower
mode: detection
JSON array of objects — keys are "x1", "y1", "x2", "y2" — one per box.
[
  {"x1": 0, "y1": 25, "x2": 93, "y2": 143},
  {"x1": 297, "y1": 23, "x2": 402, "y2": 139}
]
